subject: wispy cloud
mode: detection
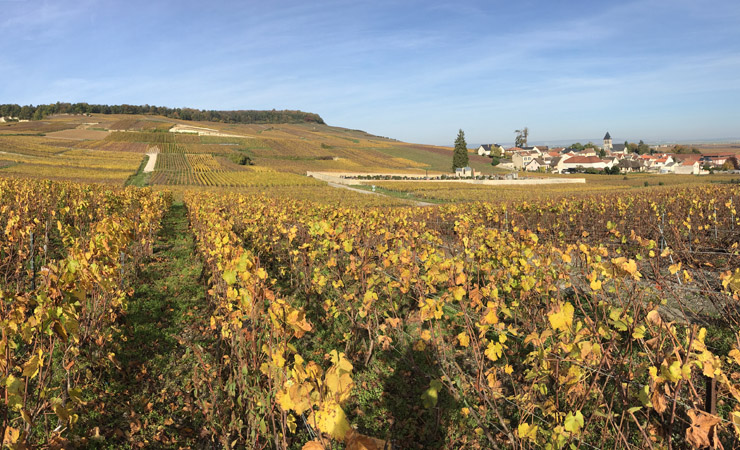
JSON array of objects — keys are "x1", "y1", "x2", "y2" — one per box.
[{"x1": 0, "y1": 0, "x2": 738, "y2": 144}]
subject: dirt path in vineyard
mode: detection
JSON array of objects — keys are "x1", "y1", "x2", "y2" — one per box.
[{"x1": 78, "y1": 202, "x2": 214, "y2": 449}]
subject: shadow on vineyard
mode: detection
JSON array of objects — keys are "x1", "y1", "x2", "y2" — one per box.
[
  {"x1": 351, "y1": 346, "x2": 455, "y2": 448},
  {"x1": 79, "y1": 202, "x2": 213, "y2": 449}
]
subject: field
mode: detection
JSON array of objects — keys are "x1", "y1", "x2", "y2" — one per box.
[
  {"x1": 44, "y1": 128, "x2": 110, "y2": 140},
  {"x1": 1, "y1": 114, "x2": 740, "y2": 449}
]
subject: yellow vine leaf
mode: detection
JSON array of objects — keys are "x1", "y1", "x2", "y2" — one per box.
[
  {"x1": 548, "y1": 302, "x2": 574, "y2": 332},
  {"x1": 2, "y1": 427, "x2": 20, "y2": 445},
  {"x1": 325, "y1": 370, "x2": 353, "y2": 404},
  {"x1": 518, "y1": 422, "x2": 538, "y2": 442},
  {"x1": 729, "y1": 349, "x2": 740, "y2": 366},
  {"x1": 310, "y1": 402, "x2": 351, "y2": 440},
  {"x1": 342, "y1": 240, "x2": 353, "y2": 253},
  {"x1": 485, "y1": 341, "x2": 503, "y2": 362},
  {"x1": 22, "y1": 349, "x2": 43, "y2": 379},
  {"x1": 662, "y1": 360, "x2": 682, "y2": 383},
  {"x1": 483, "y1": 301, "x2": 498, "y2": 325},
  {"x1": 669, "y1": 263, "x2": 681, "y2": 275},
  {"x1": 564, "y1": 410, "x2": 584, "y2": 434},
  {"x1": 456, "y1": 332, "x2": 470, "y2": 348},
  {"x1": 452, "y1": 286, "x2": 466, "y2": 301}
]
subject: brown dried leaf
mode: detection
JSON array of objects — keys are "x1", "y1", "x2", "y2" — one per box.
[
  {"x1": 345, "y1": 428, "x2": 388, "y2": 450},
  {"x1": 685, "y1": 409, "x2": 721, "y2": 448},
  {"x1": 301, "y1": 441, "x2": 325, "y2": 450},
  {"x1": 652, "y1": 389, "x2": 667, "y2": 414}
]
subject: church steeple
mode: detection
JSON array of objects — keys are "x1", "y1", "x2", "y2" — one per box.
[{"x1": 603, "y1": 132, "x2": 613, "y2": 151}]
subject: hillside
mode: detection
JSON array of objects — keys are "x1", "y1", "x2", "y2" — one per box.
[{"x1": 0, "y1": 113, "x2": 501, "y2": 188}]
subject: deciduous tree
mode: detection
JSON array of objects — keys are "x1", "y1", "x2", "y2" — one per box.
[{"x1": 515, "y1": 127, "x2": 529, "y2": 147}]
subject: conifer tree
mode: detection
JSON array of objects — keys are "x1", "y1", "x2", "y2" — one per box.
[{"x1": 453, "y1": 129, "x2": 468, "y2": 171}]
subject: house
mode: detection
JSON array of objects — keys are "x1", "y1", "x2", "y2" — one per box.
[
  {"x1": 521, "y1": 146, "x2": 547, "y2": 154},
  {"x1": 558, "y1": 155, "x2": 613, "y2": 173},
  {"x1": 512, "y1": 151, "x2": 537, "y2": 170},
  {"x1": 674, "y1": 160, "x2": 701, "y2": 175},
  {"x1": 477, "y1": 144, "x2": 504, "y2": 157},
  {"x1": 650, "y1": 155, "x2": 674, "y2": 172},
  {"x1": 659, "y1": 162, "x2": 677, "y2": 174},
  {"x1": 700, "y1": 154, "x2": 734, "y2": 167},
  {"x1": 544, "y1": 151, "x2": 562, "y2": 160},
  {"x1": 524, "y1": 158, "x2": 545, "y2": 172},
  {"x1": 617, "y1": 159, "x2": 643, "y2": 173},
  {"x1": 549, "y1": 156, "x2": 562, "y2": 171},
  {"x1": 455, "y1": 166, "x2": 474, "y2": 178}
]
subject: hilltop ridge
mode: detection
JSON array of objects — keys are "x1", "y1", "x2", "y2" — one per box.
[{"x1": 0, "y1": 102, "x2": 325, "y2": 125}]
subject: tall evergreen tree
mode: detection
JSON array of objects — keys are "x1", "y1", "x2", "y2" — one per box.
[{"x1": 453, "y1": 129, "x2": 469, "y2": 171}]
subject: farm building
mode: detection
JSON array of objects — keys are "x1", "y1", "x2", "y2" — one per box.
[{"x1": 455, "y1": 166, "x2": 474, "y2": 178}]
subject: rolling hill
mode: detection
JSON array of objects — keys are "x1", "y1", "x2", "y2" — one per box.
[{"x1": 0, "y1": 113, "x2": 500, "y2": 188}]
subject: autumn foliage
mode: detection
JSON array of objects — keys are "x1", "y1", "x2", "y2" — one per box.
[
  {"x1": 183, "y1": 185, "x2": 740, "y2": 448},
  {"x1": 0, "y1": 179, "x2": 169, "y2": 447}
]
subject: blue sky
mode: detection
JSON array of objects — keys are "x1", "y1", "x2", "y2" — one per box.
[{"x1": 1, "y1": 0, "x2": 739, "y2": 146}]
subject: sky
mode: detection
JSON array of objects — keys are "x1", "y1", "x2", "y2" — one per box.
[{"x1": 1, "y1": 0, "x2": 739, "y2": 146}]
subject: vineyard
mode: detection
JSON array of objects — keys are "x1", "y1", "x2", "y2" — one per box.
[
  {"x1": 1, "y1": 176, "x2": 740, "y2": 449},
  {"x1": 0, "y1": 136, "x2": 68, "y2": 157},
  {"x1": 148, "y1": 153, "x2": 324, "y2": 188},
  {"x1": 2, "y1": 113, "x2": 740, "y2": 449},
  {"x1": 0, "y1": 148, "x2": 143, "y2": 185},
  {"x1": 0, "y1": 178, "x2": 169, "y2": 448},
  {"x1": 175, "y1": 184, "x2": 740, "y2": 449}
]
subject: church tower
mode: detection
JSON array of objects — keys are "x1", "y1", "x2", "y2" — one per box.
[{"x1": 603, "y1": 132, "x2": 613, "y2": 152}]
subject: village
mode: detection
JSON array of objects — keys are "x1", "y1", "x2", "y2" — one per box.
[{"x1": 473, "y1": 132, "x2": 738, "y2": 176}]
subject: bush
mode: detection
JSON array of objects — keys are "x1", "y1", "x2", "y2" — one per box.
[{"x1": 228, "y1": 153, "x2": 252, "y2": 166}]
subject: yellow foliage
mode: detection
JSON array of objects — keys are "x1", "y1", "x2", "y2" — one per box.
[{"x1": 548, "y1": 302, "x2": 574, "y2": 332}]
